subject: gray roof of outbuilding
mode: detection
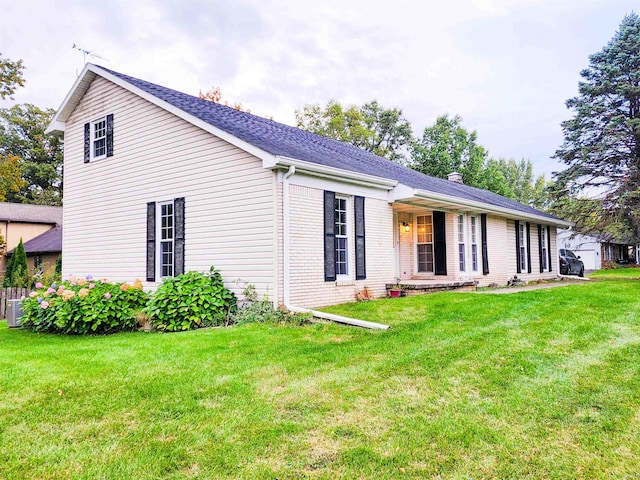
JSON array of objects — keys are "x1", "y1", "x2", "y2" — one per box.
[
  {"x1": 0, "y1": 202, "x2": 62, "y2": 225},
  {"x1": 98, "y1": 65, "x2": 560, "y2": 221}
]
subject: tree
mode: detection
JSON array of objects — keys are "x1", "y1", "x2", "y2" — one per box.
[
  {"x1": 295, "y1": 99, "x2": 413, "y2": 163},
  {"x1": 410, "y1": 114, "x2": 488, "y2": 187},
  {"x1": 3, "y1": 238, "x2": 29, "y2": 287},
  {"x1": 554, "y1": 13, "x2": 640, "y2": 236},
  {"x1": 0, "y1": 154, "x2": 25, "y2": 201},
  {"x1": 0, "y1": 104, "x2": 63, "y2": 205},
  {"x1": 0, "y1": 54, "x2": 25, "y2": 100},
  {"x1": 483, "y1": 157, "x2": 549, "y2": 207},
  {"x1": 199, "y1": 85, "x2": 250, "y2": 113}
]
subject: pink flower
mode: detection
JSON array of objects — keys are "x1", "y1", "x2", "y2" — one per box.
[
  {"x1": 35, "y1": 282, "x2": 43, "y2": 289},
  {"x1": 29, "y1": 291, "x2": 37, "y2": 298},
  {"x1": 47, "y1": 288, "x2": 55, "y2": 294},
  {"x1": 89, "y1": 283, "x2": 95, "y2": 289},
  {"x1": 104, "y1": 292, "x2": 112, "y2": 299},
  {"x1": 40, "y1": 301, "x2": 49, "y2": 309}
]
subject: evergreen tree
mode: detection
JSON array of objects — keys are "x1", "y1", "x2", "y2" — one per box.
[
  {"x1": 3, "y1": 237, "x2": 28, "y2": 287},
  {"x1": 554, "y1": 13, "x2": 640, "y2": 235}
]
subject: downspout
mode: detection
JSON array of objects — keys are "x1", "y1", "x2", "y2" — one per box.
[{"x1": 282, "y1": 165, "x2": 389, "y2": 330}]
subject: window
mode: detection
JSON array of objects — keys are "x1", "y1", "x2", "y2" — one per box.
[
  {"x1": 146, "y1": 198, "x2": 185, "y2": 282},
  {"x1": 457, "y1": 215, "x2": 466, "y2": 272},
  {"x1": 92, "y1": 118, "x2": 107, "y2": 158},
  {"x1": 159, "y1": 202, "x2": 174, "y2": 278},
  {"x1": 416, "y1": 214, "x2": 434, "y2": 273},
  {"x1": 334, "y1": 197, "x2": 349, "y2": 276},
  {"x1": 470, "y1": 216, "x2": 478, "y2": 272},
  {"x1": 323, "y1": 191, "x2": 365, "y2": 282},
  {"x1": 84, "y1": 114, "x2": 113, "y2": 163},
  {"x1": 519, "y1": 222, "x2": 527, "y2": 272},
  {"x1": 541, "y1": 226, "x2": 548, "y2": 271}
]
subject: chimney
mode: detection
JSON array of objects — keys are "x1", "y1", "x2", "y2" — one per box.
[{"x1": 447, "y1": 172, "x2": 463, "y2": 184}]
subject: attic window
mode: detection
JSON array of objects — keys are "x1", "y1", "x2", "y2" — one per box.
[
  {"x1": 84, "y1": 114, "x2": 113, "y2": 163},
  {"x1": 92, "y1": 118, "x2": 107, "y2": 158}
]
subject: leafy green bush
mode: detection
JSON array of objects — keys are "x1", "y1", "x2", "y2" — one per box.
[
  {"x1": 148, "y1": 268, "x2": 237, "y2": 331},
  {"x1": 21, "y1": 276, "x2": 149, "y2": 334}
]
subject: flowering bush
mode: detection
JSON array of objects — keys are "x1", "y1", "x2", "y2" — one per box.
[
  {"x1": 20, "y1": 275, "x2": 149, "y2": 334},
  {"x1": 147, "y1": 267, "x2": 237, "y2": 331}
]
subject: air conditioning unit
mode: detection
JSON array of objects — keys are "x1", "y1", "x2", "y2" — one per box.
[{"x1": 6, "y1": 299, "x2": 24, "y2": 328}]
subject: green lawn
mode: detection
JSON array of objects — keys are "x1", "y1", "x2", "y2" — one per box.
[
  {"x1": 1, "y1": 280, "x2": 639, "y2": 479},
  {"x1": 589, "y1": 266, "x2": 640, "y2": 279}
]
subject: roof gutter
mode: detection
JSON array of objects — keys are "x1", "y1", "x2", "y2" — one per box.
[
  {"x1": 405, "y1": 188, "x2": 572, "y2": 228},
  {"x1": 281, "y1": 165, "x2": 389, "y2": 330},
  {"x1": 269, "y1": 156, "x2": 398, "y2": 191}
]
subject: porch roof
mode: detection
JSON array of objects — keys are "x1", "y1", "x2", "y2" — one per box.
[{"x1": 391, "y1": 186, "x2": 571, "y2": 227}]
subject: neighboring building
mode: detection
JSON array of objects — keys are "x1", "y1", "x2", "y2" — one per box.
[
  {"x1": 0, "y1": 203, "x2": 63, "y2": 278},
  {"x1": 46, "y1": 64, "x2": 571, "y2": 309},
  {"x1": 557, "y1": 229, "x2": 639, "y2": 269}
]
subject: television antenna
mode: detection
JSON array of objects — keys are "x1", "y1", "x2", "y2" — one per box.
[{"x1": 72, "y1": 43, "x2": 108, "y2": 64}]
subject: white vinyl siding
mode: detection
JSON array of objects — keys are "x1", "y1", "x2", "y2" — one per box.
[{"x1": 62, "y1": 76, "x2": 276, "y2": 299}]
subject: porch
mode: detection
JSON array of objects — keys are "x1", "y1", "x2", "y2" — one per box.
[{"x1": 386, "y1": 279, "x2": 478, "y2": 296}]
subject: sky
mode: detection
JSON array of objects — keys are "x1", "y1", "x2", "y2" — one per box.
[{"x1": 0, "y1": 0, "x2": 635, "y2": 178}]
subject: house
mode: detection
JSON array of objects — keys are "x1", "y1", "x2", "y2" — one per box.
[
  {"x1": 46, "y1": 64, "x2": 571, "y2": 309},
  {"x1": 557, "y1": 229, "x2": 639, "y2": 269},
  {"x1": 0, "y1": 203, "x2": 63, "y2": 278}
]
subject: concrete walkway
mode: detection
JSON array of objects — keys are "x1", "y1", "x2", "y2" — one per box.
[{"x1": 476, "y1": 276, "x2": 590, "y2": 294}]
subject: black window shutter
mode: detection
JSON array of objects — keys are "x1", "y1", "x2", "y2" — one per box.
[
  {"x1": 547, "y1": 226, "x2": 553, "y2": 272},
  {"x1": 84, "y1": 122, "x2": 90, "y2": 163},
  {"x1": 434, "y1": 211, "x2": 447, "y2": 276},
  {"x1": 354, "y1": 196, "x2": 366, "y2": 280},
  {"x1": 538, "y1": 224, "x2": 544, "y2": 273},
  {"x1": 324, "y1": 191, "x2": 336, "y2": 281},
  {"x1": 515, "y1": 220, "x2": 521, "y2": 274},
  {"x1": 526, "y1": 222, "x2": 532, "y2": 273},
  {"x1": 481, "y1": 214, "x2": 489, "y2": 275},
  {"x1": 174, "y1": 197, "x2": 185, "y2": 276},
  {"x1": 146, "y1": 202, "x2": 156, "y2": 281},
  {"x1": 106, "y1": 114, "x2": 114, "y2": 157}
]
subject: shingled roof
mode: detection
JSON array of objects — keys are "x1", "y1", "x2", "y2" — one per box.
[
  {"x1": 10, "y1": 225, "x2": 62, "y2": 255},
  {"x1": 52, "y1": 64, "x2": 565, "y2": 223},
  {"x1": 0, "y1": 202, "x2": 62, "y2": 225}
]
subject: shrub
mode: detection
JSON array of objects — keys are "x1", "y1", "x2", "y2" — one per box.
[
  {"x1": 230, "y1": 281, "x2": 311, "y2": 326},
  {"x1": 230, "y1": 301, "x2": 311, "y2": 326},
  {"x1": 147, "y1": 267, "x2": 237, "y2": 331},
  {"x1": 602, "y1": 260, "x2": 619, "y2": 270},
  {"x1": 21, "y1": 276, "x2": 149, "y2": 334}
]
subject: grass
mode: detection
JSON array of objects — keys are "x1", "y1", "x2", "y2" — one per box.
[
  {"x1": 588, "y1": 266, "x2": 640, "y2": 279},
  {"x1": 1, "y1": 280, "x2": 640, "y2": 479}
]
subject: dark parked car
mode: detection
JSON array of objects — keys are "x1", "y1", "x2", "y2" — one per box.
[{"x1": 559, "y1": 249, "x2": 584, "y2": 277}]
